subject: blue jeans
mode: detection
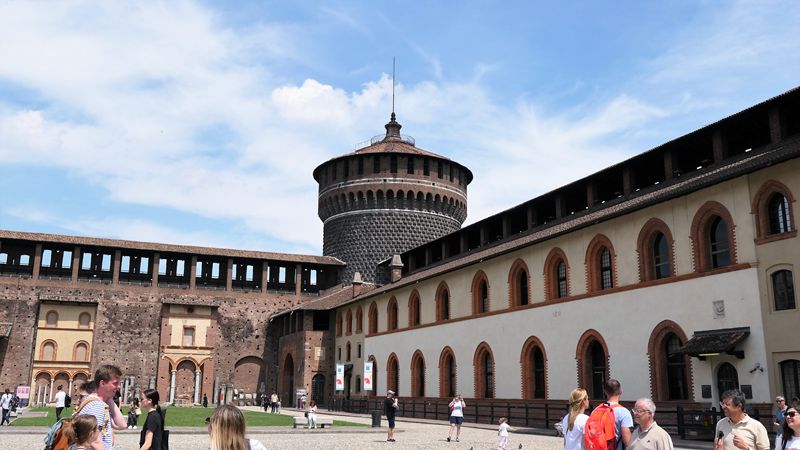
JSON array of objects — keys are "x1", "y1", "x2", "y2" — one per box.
[{"x1": 1, "y1": 408, "x2": 9, "y2": 425}]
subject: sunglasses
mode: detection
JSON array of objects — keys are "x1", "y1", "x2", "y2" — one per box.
[{"x1": 787, "y1": 411, "x2": 798, "y2": 418}]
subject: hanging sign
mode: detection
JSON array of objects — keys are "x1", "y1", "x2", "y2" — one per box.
[
  {"x1": 363, "y1": 361, "x2": 373, "y2": 391},
  {"x1": 335, "y1": 364, "x2": 345, "y2": 391}
]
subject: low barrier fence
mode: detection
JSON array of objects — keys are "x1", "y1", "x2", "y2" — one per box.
[{"x1": 327, "y1": 397, "x2": 775, "y2": 442}]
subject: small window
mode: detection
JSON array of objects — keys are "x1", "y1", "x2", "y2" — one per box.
[
  {"x1": 78, "y1": 313, "x2": 91, "y2": 329},
  {"x1": 769, "y1": 193, "x2": 793, "y2": 234},
  {"x1": 139, "y1": 257, "x2": 149, "y2": 274},
  {"x1": 0, "y1": 253, "x2": 6, "y2": 264},
  {"x1": 773, "y1": 270, "x2": 796, "y2": 311},
  {"x1": 437, "y1": 162, "x2": 443, "y2": 179},
  {"x1": 557, "y1": 262, "x2": 568, "y2": 298},
  {"x1": 46, "y1": 311, "x2": 58, "y2": 327},
  {"x1": 423, "y1": 159, "x2": 430, "y2": 176},
  {"x1": 600, "y1": 248, "x2": 613, "y2": 289},
  {"x1": 176, "y1": 260, "x2": 185, "y2": 277},
  {"x1": 75, "y1": 343, "x2": 89, "y2": 361},
  {"x1": 346, "y1": 342, "x2": 351, "y2": 361},
  {"x1": 373, "y1": 156, "x2": 381, "y2": 173},
  {"x1": 390, "y1": 155, "x2": 397, "y2": 174},
  {"x1": 62, "y1": 251, "x2": 72, "y2": 269},
  {"x1": 653, "y1": 233, "x2": 671, "y2": 279},
  {"x1": 710, "y1": 217, "x2": 731, "y2": 268},
  {"x1": 357, "y1": 343, "x2": 362, "y2": 358},
  {"x1": 211, "y1": 262, "x2": 220, "y2": 279},
  {"x1": 20, "y1": 254, "x2": 30, "y2": 266},
  {"x1": 121, "y1": 255, "x2": 131, "y2": 273},
  {"x1": 81, "y1": 253, "x2": 92, "y2": 270},
  {"x1": 279, "y1": 267, "x2": 287, "y2": 283},
  {"x1": 101, "y1": 254, "x2": 111, "y2": 272},
  {"x1": 343, "y1": 160, "x2": 349, "y2": 178},
  {"x1": 407, "y1": 157, "x2": 414, "y2": 174},
  {"x1": 183, "y1": 327, "x2": 195, "y2": 346},
  {"x1": 159, "y1": 259, "x2": 167, "y2": 275},
  {"x1": 42, "y1": 250, "x2": 52, "y2": 268},
  {"x1": 357, "y1": 157, "x2": 364, "y2": 175},
  {"x1": 338, "y1": 347, "x2": 342, "y2": 361},
  {"x1": 42, "y1": 342, "x2": 56, "y2": 361}
]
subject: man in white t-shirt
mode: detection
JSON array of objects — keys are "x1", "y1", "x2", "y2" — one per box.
[
  {"x1": 54, "y1": 385, "x2": 67, "y2": 421},
  {"x1": 0, "y1": 389, "x2": 12, "y2": 426}
]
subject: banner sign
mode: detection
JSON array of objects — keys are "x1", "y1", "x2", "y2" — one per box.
[
  {"x1": 363, "y1": 361, "x2": 373, "y2": 391},
  {"x1": 335, "y1": 364, "x2": 344, "y2": 391},
  {"x1": 16, "y1": 386, "x2": 30, "y2": 399}
]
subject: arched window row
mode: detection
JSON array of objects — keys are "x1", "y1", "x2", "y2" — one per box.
[
  {"x1": 320, "y1": 156, "x2": 468, "y2": 189},
  {"x1": 320, "y1": 188, "x2": 466, "y2": 219}
]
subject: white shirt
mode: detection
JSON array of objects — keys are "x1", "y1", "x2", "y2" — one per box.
[
  {"x1": 55, "y1": 391, "x2": 67, "y2": 408},
  {"x1": 0, "y1": 394, "x2": 11, "y2": 409},
  {"x1": 499, "y1": 422, "x2": 510, "y2": 437},
  {"x1": 450, "y1": 400, "x2": 465, "y2": 417},
  {"x1": 248, "y1": 438, "x2": 267, "y2": 450},
  {"x1": 777, "y1": 434, "x2": 800, "y2": 450},
  {"x1": 560, "y1": 413, "x2": 589, "y2": 450}
]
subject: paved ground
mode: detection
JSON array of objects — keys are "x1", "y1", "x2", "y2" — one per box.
[{"x1": 0, "y1": 406, "x2": 704, "y2": 449}]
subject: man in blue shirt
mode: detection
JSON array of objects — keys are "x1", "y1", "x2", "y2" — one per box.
[{"x1": 604, "y1": 379, "x2": 634, "y2": 450}]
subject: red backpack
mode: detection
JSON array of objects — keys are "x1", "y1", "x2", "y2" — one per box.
[{"x1": 583, "y1": 402, "x2": 623, "y2": 450}]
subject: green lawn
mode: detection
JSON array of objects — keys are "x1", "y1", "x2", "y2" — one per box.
[{"x1": 11, "y1": 406, "x2": 366, "y2": 428}]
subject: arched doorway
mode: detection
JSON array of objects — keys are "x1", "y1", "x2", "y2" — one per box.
[
  {"x1": 587, "y1": 341, "x2": 607, "y2": 399},
  {"x1": 282, "y1": 354, "x2": 295, "y2": 407},
  {"x1": 72, "y1": 372, "x2": 88, "y2": 400},
  {"x1": 233, "y1": 356, "x2": 263, "y2": 396},
  {"x1": 34, "y1": 372, "x2": 51, "y2": 406},
  {"x1": 717, "y1": 363, "x2": 739, "y2": 398},
  {"x1": 175, "y1": 360, "x2": 196, "y2": 405},
  {"x1": 311, "y1": 374, "x2": 326, "y2": 406}
]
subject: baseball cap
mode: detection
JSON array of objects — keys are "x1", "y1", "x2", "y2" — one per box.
[{"x1": 387, "y1": 390, "x2": 395, "y2": 395}]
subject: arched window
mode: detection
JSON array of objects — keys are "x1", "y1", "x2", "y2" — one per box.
[
  {"x1": 586, "y1": 235, "x2": 616, "y2": 292},
  {"x1": 336, "y1": 312, "x2": 343, "y2": 337},
  {"x1": 752, "y1": 180, "x2": 796, "y2": 241},
  {"x1": 691, "y1": 201, "x2": 737, "y2": 272},
  {"x1": 74, "y1": 342, "x2": 89, "y2": 361},
  {"x1": 647, "y1": 321, "x2": 691, "y2": 401},
  {"x1": 411, "y1": 350, "x2": 425, "y2": 397},
  {"x1": 471, "y1": 271, "x2": 490, "y2": 314},
  {"x1": 408, "y1": 291, "x2": 421, "y2": 327},
  {"x1": 637, "y1": 218, "x2": 675, "y2": 281},
  {"x1": 368, "y1": 302, "x2": 378, "y2": 334},
  {"x1": 781, "y1": 360, "x2": 800, "y2": 402},
  {"x1": 769, "y1": 193, "x2": 793, "y2": 234},
  {"x1": 346, "y1": 309, "x2": 353, "y2": 335},
  {"x1": 710, "y1": 217, "x2": 731, "y2": 268},
  {"x1": 368, "y1": 355, "x2": 378, "y2": 397},
  {"x1": 439, "y1": 347, "x2": 457, "y2": 398},
  {"x1": 346, "y1": 342, "x2": 351, "y2": 361},
  {"x1": 45, "y1": 311, "x2": 58, "y2": 328},
  {"x1": 717, "y1": 363, "x2": 739, "y2": 398},
  {"x1": 355, "y1": 306, "x2": 363, "y2": 334},
  {"x1": 41, "y1": 341, "x2": 57, "y2": 361},
  {"x1": 436, "y1": 283, "x2": 450, "y2": 322},
  {"x1": 772, "y1": 270, "x2": 796, "y2": 311},
  {"x1": 544, "y1": 248, "x2": 569, "y2": 300},
  {"x1": 521, "y1": 337, "x2": 547, "y2": 399},
  {"x1": 576, "y1": 330, "x2": 608, "y2": 400},
  {"x1": 78, "y1": 312, "x2": 91, "y2": 329},
  {"x1": 387, "y1": 353, "x2": 399, "y2": 395},
  {"x1": 473, "y1": 343, "x2": 495, "y2": 398},
  {"x1": 508, "y1": 259, "x2": 530, "y2": 307},
  {"x1": 387, "y1": 298, "x2": 398, "y2": 331}
]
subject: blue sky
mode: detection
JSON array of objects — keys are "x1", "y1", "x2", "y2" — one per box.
[{"x1": 1, "y1": 1, "x2": 798, "y2": 255}]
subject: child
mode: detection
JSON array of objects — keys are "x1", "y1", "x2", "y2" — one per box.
[
  {"x1": 64, "y1": 414, "x2": 98, "y2": 450},
  {"x1": 497, "y1": 417, "x2": 512, "y2": 450}
]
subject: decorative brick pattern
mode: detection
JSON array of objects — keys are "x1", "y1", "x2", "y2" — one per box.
[
  {"x1": 472, "y1": 342, "x2": 496, "y2": 398},
  {"x1": 689, "y1": 201, "x2": 738, "y2": 272},
  {"x1": 438, "y1": 346, "x2": 457, "y2": 398},
  {"x1": 636, "y1": 218, "x2": 676, "y2": 282},
  {"x1": 519, "y1": 336, "x2": 548, "y2": 400},
  {"x1": 646, "y1": 320, "x2": 693, "y2": 401},
  {"x1": 584, "y1": 234, "x2": 618, "y2": 293}
]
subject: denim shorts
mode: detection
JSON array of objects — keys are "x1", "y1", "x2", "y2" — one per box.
[
  {"x1": 449, "y1": 416, "x2": 464, "y2": 425},
  {"x1": 387, "y1": 416, "x2": 396, "y2": 428}
]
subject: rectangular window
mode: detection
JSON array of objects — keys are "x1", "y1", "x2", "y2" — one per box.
[
  {"x1": 211, "y1": 262, "x2": 220, "y2": 279},
  {"x1": 176, "y1": 260, "x2": 185, "y2": 277},
  {"x1": 373, "y1": 156, "x2": 380, "y2": 173},
  {"x1": 279, "y1": 266, "x2": 286, "y2": 283},
  {"x1": 139, "y1": 257, "x2": 149, "y2": 274},
  {"x1": 246, "y1": 265, "x2": 254, "y2": 282},
  {"x1": 358, "y1": 344, "x2": 362, "y2": 358},
  {"x1": 81, "y1": 253, "x2": 92, "y2": 270},
  {"x1": 407, "y1": 157, "x2": 414, "y2": 174},
  {"x1": 338, "y1": 347, "x2": 342, "y2": 361},
  {"x1": 232, "y1": 264, "x2": 237, "y2": 280},
  {"x1": 183, "y1": 327, "x2": 195, "y2": 346},
  {"x1": 196, "y1": 262, "x2": 203, "y2": 278},
  {"x1": 310, "y1": 270, "x2": 317, "y2": 286},
  {"x1": 390, "y1": 155, "x2": 398, "y2": 173},
  {"x1": 449, "y1": 165, "x2": 454, "y2": 182},
  {"x1": 343, "y1": 160, "x2": 349, "y2": 178},
  {"x1": 158, "y1": 259, "x2": 167, "y2": 275},
  {"x1": 0, "y1": 253, "x2": 6, "y2": 264},
  {"x1": 42, "y1": 250, "x2": 52, "y2": 268},
  {"x1": 423, "y1": 159, "x2": 430, "y2": 176},
  {"x1": 437, "y1": 161, "x2": 443, "y2": 179},
  {"x1": 62, "y1": 251, "x2": 72, "y2": 269},
  {"x1": 357, "y1": 157, "x2": 364, "y2": 175},
  {"x1": 101, "y1": 254, "x2": 111, "y2": 272},
  {"x1": 121, "y1": 256, "x2": 131, "y2": 273}
]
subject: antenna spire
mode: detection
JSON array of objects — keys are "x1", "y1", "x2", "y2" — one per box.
[{"x1": 392, "y1": 57, "x2": 396, "y2": 115}]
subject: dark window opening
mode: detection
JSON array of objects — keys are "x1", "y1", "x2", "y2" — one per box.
[
  {"x1": 0, "y1": 240, "x2": 36, "y2": 277},
  {"x1": 589, "y1": 341, "x2": 607, "y2": 399},
  {"x1": 557, "y1": 262, "x2": 568, "y2": 298},
  {"x1": 531, "y1": 347, "x2": 546, "y2": 399},
  {"x1": 437, "y1": 161, "x2": 443, "y2": 179},
  {"x1": 312, "y1": 311, "x2": 330, "y2": 331},
  {"x1": 781, "y1": 360, "x2": 800, "y2": 402},
  {"x1": 342, "y1": 160, "x2": 349, "y2": 178},
  {"x1": 717, "y1": 363, "x2": 739, "y2": 399},
  {"x1": 78, "y1": 248, "x2": 113, "y2": 282},
  {"x1": 709, "y1": 217, "x2": 731, "y2": 268},
  {"x1": 196, "y1": 256, "x2": 227, "y2": 290},
  {"x1": 600, "y1": 248, "x2": 613, "y2": 289},
  {"x1": 769, "y1": 193, "x2": 793, "y2": 234},
  {"x1": 390, "y1": 155, "x2": 397, "y2": 174},
  {"x1": 232, "y1": 258, "x2": 262, "y2": 291},
  {"x1": 157, "y1": 253, "x2": 190, "y2": 288},
  {"x1": 357, "y1": 157, "x2": 364, "y2": 175},
  {"x1": 267, "y1": 262, "x2": 296, "y2": 293},
  {"x1": 407, "y1": 156, "x2": 414, "y2": 174},
  {"x1": 39, "y1": 245, "x2": 73, "y2": 279},
  {"x1": 653, "y1": 233, "x2": 671, "y2": 279},
  {"x1": 119, "y1": 251, "x2": 153, "y2": 285},
  {"x1": 666, "y1": 335, "x2": 688, "y2": 400},
  {"x1": 373, "y1": 156, "x2": 381, "y2": 174},
  {"x1": 483, "y1": 352, "x2": 494, "y2": 398},
  {"x1": 423, "y1": 159, "x2": 430, "y2": 176},
  {"x1": 773, "y1": 270, "x2": 796, "y2": 311}
]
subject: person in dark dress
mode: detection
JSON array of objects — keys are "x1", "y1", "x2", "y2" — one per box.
[
  {"x1": 203, "y1": 394, "x2": 208, "y2": 408},
  {"x1": 384, "y1": 390, "x2": 398, "y2": 442},
  {"x1": 139, "y1": 389, "x2": 164, "y2": 450}
]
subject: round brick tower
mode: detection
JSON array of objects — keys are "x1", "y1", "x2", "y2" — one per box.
[{"x1": 314, "y1": 113, "x2": 473, "y2": 284}]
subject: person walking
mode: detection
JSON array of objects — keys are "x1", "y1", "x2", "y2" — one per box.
[
  {"x1": 446, "y1": 394, "x2": 466, "y2": 442},
  {"x1": 714, "y1": 389, "x2": 770, "y2": 450},
  {"x1": 628, "y1": 398, "x2": 673, "y2": 450},
  {"x1": 559, "y1": 388, "x2": 589, "y2": 450},
  {"x1": 138, "y1": 389, "x2": 164, "y2": 450},
  {"x1": 202, "y1": 394, "x2": 208, "y2": 408},
  {"x1": 777, "y1": 396, "x2": 790, "y2": 448},
  {"x1": 208, "y1": 404, "x2": 266, "y2": 450},
  {"x1": 270, "y1": 391, "x2": 278, "y2": 414},
  {"x1": 776, "y1": 405, "x2": 800, "y2": 450},
  {"x1": 497, "y1": 417, "x2": 513, "y2": 450},
  {"x1": 384, "y1": 390, "x2": 398, "y2": 442},
  {"x1": 0, "y1": 388, "x2": 12, "y2": 426},
  {"x1": 54, "y1": 385, "x2": 67, "y2": 421},
  {"x1": 307, "y1": 399, "x2": 318, "y2": 429}
]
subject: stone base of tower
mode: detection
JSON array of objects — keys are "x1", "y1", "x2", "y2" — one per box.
[{"x1": 323, "y1": 210, "x2": 461, "y2": 284}]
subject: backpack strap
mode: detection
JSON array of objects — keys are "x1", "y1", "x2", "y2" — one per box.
[{"x1": 73, "y1": 396, "x2": 110, "y2": 436}]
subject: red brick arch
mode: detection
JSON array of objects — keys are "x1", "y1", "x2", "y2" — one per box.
[
  {"x1": 508, "y1": 258, "x2": 532, "y2": 307},
  {"x1": 355, "y1": 305, "x2": 363, "y2": 334},
  {"x1": 387, "y1": 297, "x2": 398, "y2": 331},
  {"x1": 473, "y1": 342, "x2": 496, "y2": 398},
  {"x1": 435, "y1": 281, "x2": 450, "y2": 322},
  {"x1": 690, "y1": 200, "x2": 737, "y2": 272},
  {"x1": 647, "y1": 320, "x2": 693, "y2": 401},
  {"x1": 544, "y1": 247, "x2": 570, "y2": 300},
  {"x1": 439, "y1": 346, "x2": 457, "y2": 398},
  {"x1": 575, "y1": 329, "x2": 609, "y2": 399},
  {"x1": 368, "y1": 302, "x2": 378, "y2": 334},
  {"x1": 751, "y1": 179, "x2": 797, "y2": 240},
  {"x1": 410, "y1": 350, "x2": 426, "y2": 397},
  {"x1": 637, "y1": 218, "x2": 676, "y2": 281},
  {"x1": 386, "y1": 353, "x2": 399, "y2": 394},
  {"x1": 471, "y1": 270, "x2": 491, "y2": 314},
  {"x1": 585, "y1": 234, "x2": 617, "y2": 292},
  {"x1": 520, "y1": 336, "x2": 548, "y2": 399}
]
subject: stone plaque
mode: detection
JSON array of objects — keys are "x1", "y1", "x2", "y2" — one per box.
[
  {"x1": 701, "y1": 385, "x2": 712, "y2": 398},
  {"x1": 713, "y1": 300, "x2": 725, "y2": 319},
  {"x1": 741, "y1": 385, "x2": 753, "y2": 399}
]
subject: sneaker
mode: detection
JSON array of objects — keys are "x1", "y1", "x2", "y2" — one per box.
[
  {"x1": 455, "y1": 437, "x2": 459, "y2": 442},
  {"x1": 446, "y1": 437, "x2": 451, "y2": 442}
]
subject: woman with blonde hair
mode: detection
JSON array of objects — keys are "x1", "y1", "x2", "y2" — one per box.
[
  {"x1": 558, "y1": 388, "x2": 590, "y2": 450},
  {"x1": 64, "y1": 414, "x2": 98, "y2": 450},
  {"x1": 208, "y1": 404, "x2": 267, "y2": 450}
]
